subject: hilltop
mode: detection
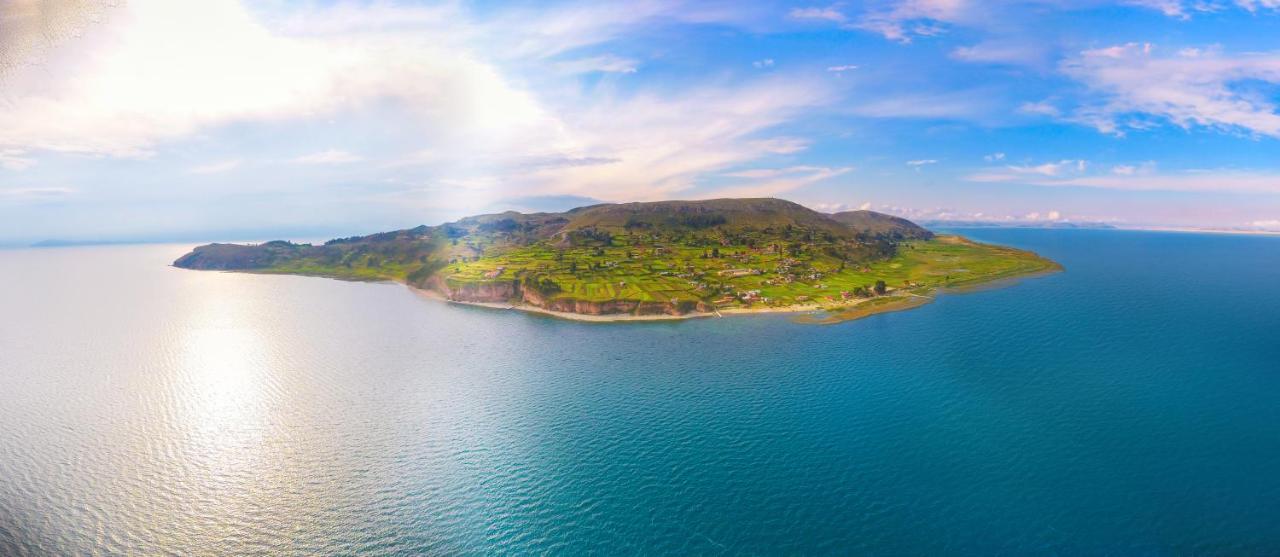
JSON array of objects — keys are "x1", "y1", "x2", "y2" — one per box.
[{"x1": 174, "y1": 198, "x2": 1058, "y2": 322}]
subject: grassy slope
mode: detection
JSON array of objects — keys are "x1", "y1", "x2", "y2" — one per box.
[
  {"x1": 441, "y1": 234, "x2": 1059, "y2": 309},
  {"x1": 173, "y1": 199, "x2": 1059, "y2": 320}
]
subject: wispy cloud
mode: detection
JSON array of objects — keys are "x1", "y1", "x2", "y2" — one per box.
[
  {"x1": 1124, "y1": 0, "x2": 1280, "y2": 18},
  {"x1": 707, "y1": 165, "x2": 851, "y2": 198},
  {"x1": 1056, "y1": 42, "x2": 1280, "y2": 137},
  {"x1": 950, "y1": 39, "x2": 1050, "y2": 68},
  {"x1": 291, "y1": 149, "x2": 363, "y2": 165},
  {"x1": 969, "y1": 161, "x2": 1280, "y2": 194},
  {"x1": 788, "y1": 6, "x2": 848, "y2": 23},
  {"x1": 522, "y1": 77, "x2": 837, "y2": 202},
  {"x1": 968, "y1": 159, "x2": 1087, "y2": 181},
  {"x1": 554, "y1": 54, "x2": 639, "y2": 75},
  {"x1": 1111, "y1": 161, "x2": 1157, "y2": 175},
  {"x1": 0, "y1": 149, "x2": 35, "y2": 171},
  {"x1": 849, "y1": 0, "x2": 969, "y2": 43},
  {"x1": 851, "y1": 89, "x2": 998, "y2": 120},
  {"x1": 906, "y1": 159, "x2": 938, "y2": 166},
  {"x1": 0, "y1": 186, "x2": 76, "y2": 203},
  {"x1": 189, "y1": 159, "x2": 242, "y2": 174}
]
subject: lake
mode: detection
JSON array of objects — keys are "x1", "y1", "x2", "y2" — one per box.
[{"x1": 1, "y1": 229, "x2": 1278, "y2": 554}]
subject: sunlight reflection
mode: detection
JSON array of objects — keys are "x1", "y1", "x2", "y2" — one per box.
[{"x1": 174, "y1": 285, "x2": 275, "y2": 476}]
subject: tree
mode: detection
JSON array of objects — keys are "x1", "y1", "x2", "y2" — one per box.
[
  {"x1": 711, "y1": 247, "x2": 720, "y2": 258},
  {"x1": 874, "y1": 280, "x2": 887, "y2": 295},
  {"x1": 568, "y1": 260, "x2": 578, "y2": 274}
]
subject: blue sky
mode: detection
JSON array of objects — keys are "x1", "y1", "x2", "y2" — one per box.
[{"x1": 3, "y1": 0, "x2": 1280, "y2": 243}]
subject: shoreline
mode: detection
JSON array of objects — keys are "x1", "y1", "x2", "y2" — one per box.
[
  {"x1": 187, "y1": 240, "x2": 1064, "y2": 325},
  {"x1": 408, "y1": 258, "x2": 1063, "y2": 324},
  {"x1": 409, "y1": 284, "x2": 822, "y2": 322},
  {"x1": 407, "y1": 281, "x2": 1028, "y2": 324}
]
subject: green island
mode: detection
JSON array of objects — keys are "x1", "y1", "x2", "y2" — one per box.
[{"x1": 174, "y1": 198, "x2": 1060, "y2": 323}]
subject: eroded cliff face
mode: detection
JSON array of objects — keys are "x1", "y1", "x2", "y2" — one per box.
[
  {"x1": 432, "y1": 277, "x2": 520, "y2": 303},
  {"x1": 429, "y1": 277, "x2": 712, "y2": 316}
]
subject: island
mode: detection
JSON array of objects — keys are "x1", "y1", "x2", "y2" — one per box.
[{"x1": 174, "y1": 198, "x2": 1060, "y2": 322}]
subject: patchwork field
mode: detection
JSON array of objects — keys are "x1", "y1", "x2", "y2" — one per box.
[{"x1": 442, "y1": 234, "x2": 1060, "y2": 310}]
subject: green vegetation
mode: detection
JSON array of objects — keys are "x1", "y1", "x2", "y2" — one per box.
[
  {"x1": 174, "y1": 198, "x2": 1059, "y2": 320},
  {"x1": 440, "y1": 233, "x2": 1056, "y2": 309}
]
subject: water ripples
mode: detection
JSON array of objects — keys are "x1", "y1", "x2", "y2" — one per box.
[{"x1": 2, "y1": 231, "x2": 1280, "y2": 554}]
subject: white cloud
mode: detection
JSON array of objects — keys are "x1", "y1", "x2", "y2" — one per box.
[
  {"x1": 0, "y1": 149, "x2": 35, "y2": 171},
  {"x1": 554, "y1": 54, "x2": 639, "y2": 75},
  {"x1": 1111, "y1": 161, "x2": 1156, "y2": 175},
  {"x1": 706, "y1": 165, "x2": 851, "y2": 198},
  {"x1": 1123, "y1": 0, "x2": 1193, "y2": 18},
  {"x1": 789, "y1": 6, "x2": 848, "y2": 23},
  {"x1": 1019, "y1": 100, "x2": 1062, "y2": 118},
  {"x1": 189, "y1": 159, "x2": 242, "y2": 174},
  {"x1": 0, "y1": 0, "x2": 557, "y2": 158},
  {"x1": 809, "y1": 201, "x2": 850, "y2": 212},
  {"x1": 1125, "y1": 0, "x2": 1280, "y2": 17},
  {"x1": 984, "y1": 152, "x2": 1005, "y2": 162},
  {"x1": 0, "y1": 186, "x2": 76, "y2": 203},
  {"x1": 998, "y1": 159, "x2": 1088, "y2": 177},
  {"x1": 968, "y1": 163, "x2": 1280, "y2": 194},
  {"x1": 1251, "y1": 219, "x2": 1280, "y2": 229},
  {"x1": 291, "y1": 149, "x2": 363, "y2": 165},
  {"x1": 858, "y1": 201, "x2": 873, "y2": 210},
  {"x1": 950, "y1": 39, "x2": 1048, "y2": 67},
  {"x1": 515, "y1": 78, "x2": 837, "y2": 202},
  {"x1": 1058, "y1": 42, "x2": 1280, "y2": 138},
  {"x1": 753, "y1": 58, "x2": 775, "y2": 69},
  {"x1": 723, "y1": 165, "x2": 829, "y2": 179},
  {"x1": 906, "y1": 159, "x2": 938, "y2": 166},
  {"x1": 0, "y1": 0, "x2": 845, "y2": 209},
  {"x1": 851, "y1": 89, "x2": 997, "y2": 120},
  {"x1": 1236, "y1": 0, "x2": 1280, "y2": 11},
  {"x1": 853, "y1": 0, "x2": 969, "y2": 43},
  {"x1": 826, "y1": 64, "x2": 859, "y2": 73}
]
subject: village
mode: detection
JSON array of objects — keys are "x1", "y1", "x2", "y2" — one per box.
[{"x1": 444, "y1": 227, "x2": 915, "y2": 310}]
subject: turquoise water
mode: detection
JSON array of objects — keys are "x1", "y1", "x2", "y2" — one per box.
[{"x1": 1, "y1": 229, "x2": 1278, "y2": 554}]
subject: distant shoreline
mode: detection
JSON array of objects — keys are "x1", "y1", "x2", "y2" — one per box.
[{"x1": 930, "y1": 224, "x2": 1280, "y2": 237}]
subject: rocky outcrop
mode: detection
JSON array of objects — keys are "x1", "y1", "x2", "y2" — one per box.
[
  {"x1": 431, "y1": 277, "x2": 713, "y2": 316},
  {"x1": 430, "y1": 277, "x2": 519, "y2": 303}
]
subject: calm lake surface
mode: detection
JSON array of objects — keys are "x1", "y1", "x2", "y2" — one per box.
[{"x1": 1, "y1": 229, "x2": 1278, "y2": 555}]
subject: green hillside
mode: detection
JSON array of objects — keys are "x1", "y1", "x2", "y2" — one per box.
[{"x1": 174, "y1": 198, "x2": 1059, "y2": 319}]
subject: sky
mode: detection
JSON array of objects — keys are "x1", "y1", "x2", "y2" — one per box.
[{"x1": 3, "y1": 0, "x2": 1280, "y2": 244}]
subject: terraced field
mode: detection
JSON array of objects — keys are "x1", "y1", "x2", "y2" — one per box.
[
  {"x1": 174, "y1": 198, "x2": 1060, "y2": 318},
  {"x1": 442, "y1": 234, "x2": 1060, "y2": 309}
]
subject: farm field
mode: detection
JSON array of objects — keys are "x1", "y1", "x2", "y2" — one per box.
[{"x1": 442, "y1": 234, "x2": 1060, "y2": 310}]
